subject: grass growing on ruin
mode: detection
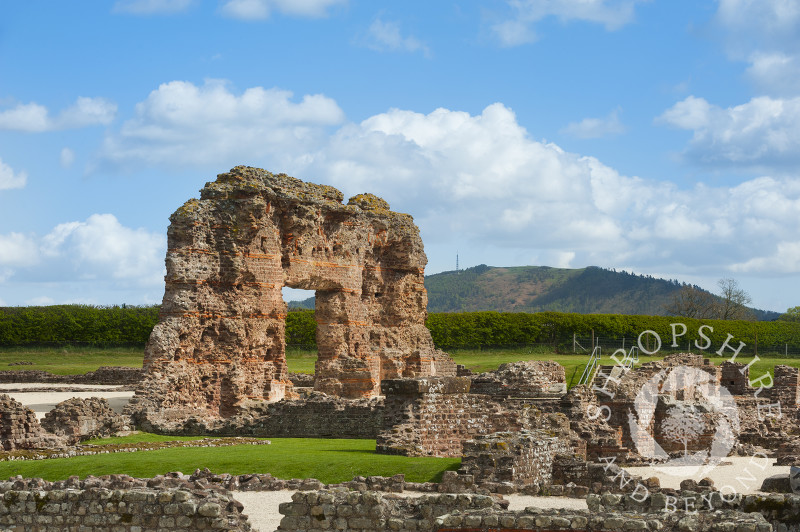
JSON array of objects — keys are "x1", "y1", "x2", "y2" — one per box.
[
  {"x1": 0, "y1": 346, "x2": 143, "y2": 374},
  {"x1": 0, "y1": 437, "x2": 459, "y2": 484}
]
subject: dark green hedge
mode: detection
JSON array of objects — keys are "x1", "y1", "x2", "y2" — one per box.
[
  {"x1": 0, "y1": 305, "x2": 160, "y2": 346},
  {"x1": 2, "y1": 306, "x2": 799, "y2": 352},
  {"x1": 425, "y1": 311, "x2": 800, "y2": 351}
]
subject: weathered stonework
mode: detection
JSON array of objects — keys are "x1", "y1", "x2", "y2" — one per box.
[
  {"x1": 459, "y1": 430, "x2": 573, "y2": 491},
  {"x1": 376, "y1": 377, "x2": 573, "y2": 457},
  {"x1": 134, "y1": 166, "x2": 454, "y2": 427},
  {"x1": 0, "y1": 394, "x2": 65, "y2": 451},
  {"x1": 469, "y1": 361, "x2": 567, "y2": 399},
  {"x1": 41, "y1": 397, "x2": 129, "y2": 445}
]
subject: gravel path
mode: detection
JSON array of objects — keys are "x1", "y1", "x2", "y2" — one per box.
[
  {"x1": 623, "y1": 455, "x2": 786, "y2": 494},
  {"x1": 5, "y1": 389, "x2": 134, "y2": 419}
]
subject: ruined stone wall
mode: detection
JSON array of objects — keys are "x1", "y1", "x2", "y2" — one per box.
[
  {"x1": 278, "y1": 488, "x2": 773, "y2": 532},
  {"x1": 376, "y1": 377, "x2": 571, "y2": 457},
  {"x1": 772, "y1": 365, "x2": 800, "y2": 407},
  {"x1": 0, "y1": 476, "x2": 251, "y2": 531},
  {"x1": 40, "y1": 397, "x2": 129, "y2": 445},
  {"x1": 135, "y1": 166, "x2": 454, "y2": 429},
  {"x1": 0, "y1": 366, "x2": 142, "y2": 385},
  {"x1": 277, "y1": 489, "x2": 504, "y2": 532},
  {"x1": 459, "y1": 430, "x2": 572, "y2": 491},
  {"x1": 213, "y1": 394, "x2": 383, "y2": 439},
  {"x1": 469, "y1": 361, "x2": 567, "y2": 399},
  {"x1": 0, "y1": 394, "x2": 65, "y2": 451}
]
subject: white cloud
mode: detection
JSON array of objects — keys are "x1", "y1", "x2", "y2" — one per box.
[
  {"x1": 0, "y1": 233, "x2": 38, "y2": 267},
  {"x1": 0, "y1": 97, "x2": 116, "y2": 132},
  {"x1": 732, "y1": 241, "x2": 800, "y2": 274},
  {"x1": 99, "y1": 80, "x2": 344, "y2": 169},
  {"x1": 0, "y1": 158, "x2": 27, "y2": 190},
  {"x1": 714, "y1": 0, "x2": 800, "y2": 95},
  {"x1": 305, "y1": 103, "x2": 800, "y2": 277},
  {"x1": 98, "y1": 83, "x2": 800, "y2": 278},
  {"x1": 492, "y1": 0, "x2": 649, "y2": 46},
  {"x1": 60, "y1": 148, "x2": 75, "y2": 169},
  {"x1": 112, "y1": 0, "x2": 194, "y2": 14},
  {"x1": 561, "y1": 108, "x2": 625, "y2": 139},
  {"x1": 657, "y1": 95, "x2": 800, "y2": 167},
  {"x1": 42, "y1": 214, "x2": 165, "y2": 282},
  {"x1": 219, "y1": 0, "x2": 345, "y2": 20},
  {"x1": 362, "y1": 19, "x2": 430, "y2": 57},
  {"x1": 0, "y1": 215, "x2": 165, "y2": 294},
  {"x1": 745, "y1": 52, "x2": 800, "y2": 95}
]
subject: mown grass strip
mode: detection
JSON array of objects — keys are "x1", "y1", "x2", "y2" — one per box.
[{"x1": 0, "y1": 438, "x2": 460, "y2": 484}]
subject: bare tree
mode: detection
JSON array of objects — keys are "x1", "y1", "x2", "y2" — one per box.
[
  {"x1": 663, "y1": 278, "x2": 755, "y2": 321},
  {"x1": 716, "y1": 278, "x2": 755, "y2": 321},
  {"x1": 663, "y1": 285, "x2": 717, "y2": 319}
]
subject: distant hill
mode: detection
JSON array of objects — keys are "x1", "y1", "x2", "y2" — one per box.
[{"x1": 288, "y1": 265, "x2": 781, "y2": 320}]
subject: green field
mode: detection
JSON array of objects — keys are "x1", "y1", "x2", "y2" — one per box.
[
  {"x1": 0, "y1": 436, "x2": 459, "y2": 483},
  {"x1": 0, "y1": 345, "x2": 794, "y2": 388},
  {"x1": 0, "y1": 346, "x2": 143, "y2": 374}
]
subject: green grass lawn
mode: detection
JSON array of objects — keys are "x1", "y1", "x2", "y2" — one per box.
[
  {"x1": 0, "y1": 345, "x2": 795, "y2": 388},
  {"x1": 0, "y1": 436, "x2": 459, "y2": 483},
  {"x1": 0, "y1": 346, "x2": 143, "y2": 374}
]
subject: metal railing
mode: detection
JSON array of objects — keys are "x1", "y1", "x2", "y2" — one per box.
[{"x1": 577, "y1": 346, "x2": 601, "y2": 386}]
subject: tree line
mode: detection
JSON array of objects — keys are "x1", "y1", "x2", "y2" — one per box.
[{"x1": 2, "y1": 305, "x2": 800, "y2": 352}]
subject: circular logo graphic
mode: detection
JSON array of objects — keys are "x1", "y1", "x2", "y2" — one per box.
[{"x1": 627, "y1": 365, "x2": 739, "y2": 478}]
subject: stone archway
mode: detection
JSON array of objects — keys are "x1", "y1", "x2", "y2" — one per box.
[{"x1": 133, "y1": 166, "x2": 454, "y2": 425}]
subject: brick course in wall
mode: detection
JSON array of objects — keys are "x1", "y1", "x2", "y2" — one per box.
[{"x1": 376, "y1": 377, "x2": 573, "y2": 457}]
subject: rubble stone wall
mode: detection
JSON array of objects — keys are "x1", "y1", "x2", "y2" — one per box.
[
  {"x1": 0, "y1": 487, "x2": 251, "y2": 531},
  {"x1": 0, "y1": 366, "x2": 143, "y2": 385},
  {"x1": 213, "y1": 394, "x2": 383, "y2": 439},
  {"x1": 0, "y1": 394, "x2": 65, "y2": 451},
  {"x1": 376, "y1": 378, "x2": 519, "y2": 457},
  {"x1": 135, "y1": 166, "x2": 455, "y2": 429},
  {"x1": 376, "y1": 377, "x2": 572, "y2": 457},
  {"x1": 278, "y1": 489, "x2": 773, "y2": 532},
  {"x1": 459, "y1": 430, "x2": 572, "y2": 489},
  {"x1": 469, "y1": 361, "x2": 567, "y2": 399}
]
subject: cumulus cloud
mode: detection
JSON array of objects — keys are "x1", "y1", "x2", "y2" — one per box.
[
  {"x1": 113, "y1": 0, "x2": 193, "y2": 14},
  {"x1": 0, "y1": 158, "x2": 27, "y2": 190},
  {"x1": 713, "y1": 0, "x2": 800, "y2": 95},
  {"x1": 362, "y1": 18, "x2": 430, "y2": 57},
  {"x1": 492, "y1": 0, "x2": 649, "y2": 46},
  {"x1": 99, "y1": 80, "x2": 344, "y2": 169},
  {"x1": 0, "y1": 233, "x2": 39, "y2": 267},
  {"x1": 305, "y1": 103, "x2": 800, "y2": 277},
  {"x1": 0, "y1": 97, "x2": 116, "y2": 132},
  {"x1": 99, "y1": 83, "x2": 800, "y2": 278},
  {"x1": 657, "y1": 95, "x2": 800, "y2": 168},
  {"x1": 561, "y1": 108, "x2": 625, "y2": 139},
  {"x1": 0, "y1": 214, "x2": 165, "y2": 292},
  {"x1": 219, "y1": 0, "x2": 345, "y2": 19}
]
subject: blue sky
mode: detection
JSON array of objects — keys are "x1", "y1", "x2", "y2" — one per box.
[{"x1": 1, "y1": 0, "x2": 799, "y2": 312}]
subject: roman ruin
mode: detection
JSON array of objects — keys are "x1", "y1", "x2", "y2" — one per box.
[{"x1": 130, "y1": 166, "x2": 455, "y2": 429}]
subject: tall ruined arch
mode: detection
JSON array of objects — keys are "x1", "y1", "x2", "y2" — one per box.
[{"x1": 133, "y1": 167, "x2": 454, "y2": 427}]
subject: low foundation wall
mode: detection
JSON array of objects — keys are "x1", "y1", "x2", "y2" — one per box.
[
  {"x1": 0, "y1": 366, "x2": 143, "y2": 385},
  {"x1": 278, "y1": 488, "x2": 774, "y2": 532},
  {"x1": 0, "y1": 475, "x2": 251, "y2": 532}
]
